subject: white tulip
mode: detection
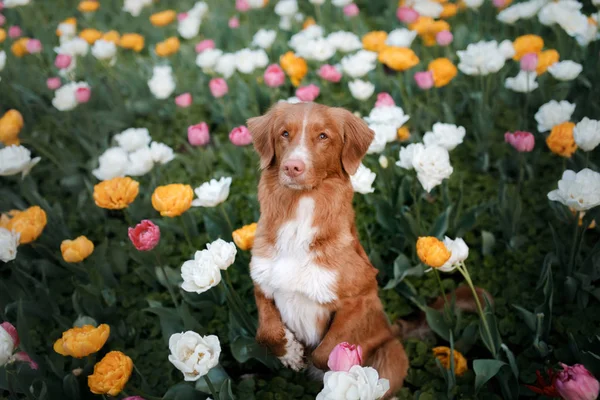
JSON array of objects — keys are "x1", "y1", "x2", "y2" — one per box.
[
  {"x1": 349, "y1": 80, "x2": 375, "y2": 100},
  {"x1": 252, "y1": 29, "x2": 277, "y2": 49},
  {"x1": 547, "y1": 61, "x2": 583, "y2": 81},
  {"x1": 573, "y1": 118, "x2": 600, "y2": 152},
  {"x1": 148, "y1": 66, "x2": 176, "y2": 99},
  {"x1": 457, "y1": 40, "x2": 506, "y2": 76},
  {"x1": 332, "y1": 0, "x2": 353, "y2": 6},
  {"x1": 0, "y1": 228, "x2": 20, "y2": 263},
  {"x1": 215, "y1": 53, "x2": 237, "y2": 79},
  {"x1": 123, "y1": 0, "x2": 152, "y2": 16},
  {"x1": 548, "y1": 169, "x2": 600, "y2": 211},
  {"x1": 181, "y1": 250, "x2": 222, "y2": 294},
  {"x1": 413, "y1": 145, "x2": 453, "y2": 193},
  {"x1": 366, "y1": 125, "x2": 390, "y2": 154},
  {"x1": 252, "y1": 49, "x2": 269, "y2": 69},
  {"x1": 385, "y1": 29, "x2": 418, "y2": 48},
  {"x1": 192, "y1": 177, "x2": 232, "y2": 207},
  {"x1": 316, "y1": 365, "x2": 389, "y2": 400},
  {"x1": 423, "y1": 123, "x2": 466, "y2": 151},
  {"x1": 52, "y1": 82, "x2": 90, "y2": 111},
  {"x1": 341, "y1": 52, "x2": 376, "y2": 78},
  {"x1": 463, "y1": 0, "x2": 484, "y2": 9},
  {"x1": 3, "y1": 0, "x2": 31, "y2": 7},
  {"x1": 364, "y1": 106, "x2": 410, "y2": 130},
  {"x1": 295, "y1": 38, "x2": 336, "y2": 62},
  {"x1": 168, "y1": 331, "x2": 221, "y2": 381},
  {"x1": 92, "y1": 147, "x2": 129, "y2": 181},
  {"x1": 0, "y1": 146, "x2": 41, "y2": 178},
  {"x1": 196, "y1": 48, "x2": 223, "y2": 71},
  {"x1": 188, "y1": 1, "x2": 209, "y2": 19},
  {"x1": 498, "y1": 40, "x2": 516, "y2": 59},
  {"x1": 178, "y1": 17, "x2": 202, "y2": 39},
  {"x1": 407, "y1": 0, "x2": 443, "y2": 18},
  {"x1": 126, "y1": 147, "x2": 154, "y2": 176},
  {"x1": 0, "y1": 324, "x2": 16, "y2": 366},
  {"x1": 534, "y1": 100, "x2": 576, "y2": 132},
  {"x1": 351, "y1": 164, "x2": 376, "y2": 194},
  {"x1": 248, "y1": 0, "x2": 266, "y2": 7},
  {"x1": 504, "y1": 70, "x2": 539, "y2": 93},
  {"x1": 235, "y1": 49, "x2": 258, "y2": 74},
  {"x1": 497, "y1": 0, "x2": 546, "y2": 24},
  {"x1": 275, "y1": 0, "x2": 298, "y2": 17},
  {"x1": 378, "y1": 155, "x2": 389, "y2": 169},
  {"x1": 279, "y1": 16, "x2": 293, "y2": 31},
  {"x1": 0, "y1": 51, "x2": 6, "y2": 72},
  {"x1": 396, "y1": 143, "x2": 425, "y2": 171},
  {"x1": 438, "y1": 237, "x2": 469, "y2": 272},
  {"x1": 54, "y1": 37, "x2": 89, "y2": 57},
  {"x1": 91, "y1": 40, "x2": 117, "y2": 64},
  {"x1": 114, "y1": 128, "x2": 151, "y2": 152},
  {"x1": 150, "y1": 142, "x2": 175, "y2": 164},
  {"x1": 206, "y1": 239, "x2": 237, "y2": 270},
  {"x1": 538, "y1": 1, "x2": 588, "y2": 37},
  {"x1": 327, "y1": 31, "x2": 363, "y2": 53}
]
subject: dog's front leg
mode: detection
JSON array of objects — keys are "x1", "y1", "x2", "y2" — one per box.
[{"x1": 254, "y1": 285, "x2": 306, "y2": 371}]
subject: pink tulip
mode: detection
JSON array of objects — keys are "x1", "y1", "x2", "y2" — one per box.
[
  {"x1": 504, "y1": 131, "x2": 535, "y2": 152},
  {"x1": 188, "y1": 122, "x2": 210, "y2": 146},
  {"x1": 25, "y1": 39, "x2": 42, "y2": 54},
  {"x1": 318, "y1": 65, "x2": 342, "y2": 83},
  {"x1": 8, "y1": 25, "x2": 21, "y2": 38},
  {"x1": 375, "y1": 92, "x2": 395, "y2": 108},
  {"x1": 0, "y1": 14, "x2": 6, "y2": 27},
  {"x1": 414, "y1": 71, "x2": 434, "y2": 90},
  {"x1": 236, "y1": 0, "x2": 250, "y2": 12},
  {"x1": 195, "y1": 39, "x2": 215, "y2": 53},
  {"x1": 75, "y1": 87, "x2": 91, "y2": 103},
  {"x1": 54, "y1": 54, "x2": 72, "y2": 69},
  {"x1": 343, "y1": 3, "x2": 359, "y2": 17},
  {"x1": 0, "y1": 2, "x2": 3, "y2": 11},
  {"x1": 46, "y1": 77, "x2": 62, "y2": 90},
  {"x1": 296, "y1": 84, "x2": 320, "y2": 102},
  {"x1": 228, "y1": 16, "x2": 240, "y2": 29},
  {"x1": 128, "y1": 220, "x2": 161, "y2": 251},
  {"x1": 520, "y1": 52, "x2": 538, "y2": 72},
  {"x1": 264, "y1": 64, "x2": 286, "y2": 87},
  {"x1": 209, "y1": 78, "x2": 228, "y2": 98},
  {"x1": 175, "y1": 93, "x2": 193, "y2": 108},
  {"x1": 12, "y1": 352, "x2": 38, "y2": 370},
  {"x1": 229, "y1": 126, "x2": 252, "y2": 146},
  {"x1": 493, "y1": 0, "x2": 507, "y2": 8},
  {"x1": 555, "y1": 364, "x2": 599, "y2": 400},
  {"x1": 327, "y1": 342, "x2": 363, "y2": 372},
  {"x1": 396, "y1": 7, "x2": 419, "y2": 24},
  {"x1": 0, "y1": 322, "x2": 19, "y2": 347},
  {"x1": 177, "y1": 12, "x2": 188, "y2": 21},
  {"x1": 436, "y1": 30, "x2": 453, "y2": 46}
]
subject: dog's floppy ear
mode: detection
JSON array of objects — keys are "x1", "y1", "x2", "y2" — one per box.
[
  {"x1": 247, "y1": 103, "x2": 287, "y2": 170},
  {"x1": 334, "y1": 108, "x2": 374, "y2": 175}
]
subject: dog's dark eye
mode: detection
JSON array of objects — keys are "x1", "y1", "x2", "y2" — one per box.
[
  {"x1": 318, "y1": 133, "x2": 328, "y2": 140},
  {"x1": 281, "y1": 131, "x2": 289, "y2": 138}
]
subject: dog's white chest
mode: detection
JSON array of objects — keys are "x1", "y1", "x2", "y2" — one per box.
[{"x1": 251, "y1": 197, "x2": 337, "y2": 346}]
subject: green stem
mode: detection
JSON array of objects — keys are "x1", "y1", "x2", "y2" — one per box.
[
  {"x1": 133, "y1": 363, "x2": 153, "y2": 395},
  {"x1": 433, "y1": 269, "x2": 451, "y2": 313},
  {"x1": 220, "y1": 204, "x2": 234, "y2": 233},
  {"x1": 179, "y1": 216, "x2": 194, "y2": 249},
  {"x1": 458, "y1": 262, "x2": 496, "y2": 356},
  {"x1": 157, "y1": 255, "x2": 180, "y2": 309},
  {"x1": 204, "y1": 374, "x2": 220, "y2": 400},
  {"x1": 567, "y1": 218, "x2": 581, "y2": 277}
]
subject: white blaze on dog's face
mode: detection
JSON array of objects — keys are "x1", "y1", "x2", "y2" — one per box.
[{"x1": 247, "y1": 102, "x2": 374, "y2": 190}]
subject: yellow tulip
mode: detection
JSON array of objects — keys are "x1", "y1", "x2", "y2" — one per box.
[
  {"x1": 155, "y1": 37, "x2": 180, "y2": 57},
  {"x1": 88, "y1": 351, "x2": 133, "y2": 396},
  {"x1": 0, "y1": 29, "x2": 6, "y2": 44},
  {"x1": 151, "y1": 184, "x2": 194, "y2": 217},
  {"x1": 303, "y1": 17, "x2": 316, "y2": 30},
  {"x1": 232, "y1": 223, "x2": 258, "y2": 251},
  {"x1": 409, "y1": 17, "x2": 450, "y2": 47},
  {"x1": 78, "y1": 0, "x2": 100, "y2": 12},
  {"x1": 11, "y1": 38, "x2": 30, "y2": 58},
  {"x1": 102, "y1": 30, "x2": 120, "y2": 44},
  {"x1": 0, "y1": 109, "x2": 25, "y2": 146},
  {"x1": 378, "y1": 46, "x2": 420, "y2": 71},
  {"x1": 119, "y1": 33, "x2": 145, "y2": 52},
  {"x1": 56, "y1": 18, "x2": 77, "y2": 36},
  {"x1": 54, "y1": 324, "x2": 110, "y2": 357},
  {"x1": 61, "y1": 236, "x2": 95, "y2": 263},
  {"x1": 433, "y1": 346, "x2": 468, "y2": 376},
  {"x1": 0, "y1": 206, "x2": 47, "y2": 244},
  {"x1": 150, "y1": 10, "x2": 177, "y2": 27},
  {"x1": 512, "y1": 34, "x2": 544, "y2": 60},
  {"x1": 397, "y1": 126, "x2": 411, "y2": 141},
  {"x1": 93, "y1": 177, "x2": 140, "y2": 210},
  {"x1": 440, "y1": 3, "x2": 458, "y2": 18},
  {"x1": 79, "y1": 28, "x2": 103, "y2": 44},
  {"x1": 546, "y1": 122, "x2": 577, "y2": 158},
  {"x1": 280, "y1": 51, "x2": 307, "y2": 87},
  {"x1": 428, "y1": 58, "x2": 457, "y2": 87},
  {"x1": 536, "y1": 49, "x2": 559, "y2": 75},
  {"x1": 362, "y1": 31, "x2": 388, "y2": 52},
  {"x1": 416, "y1": 236, "x2": 451, "y2": 268}
]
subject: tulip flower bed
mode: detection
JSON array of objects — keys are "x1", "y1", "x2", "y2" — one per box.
[{"x1": 1, "y1": 0, "x2": 600, "y2": 399}]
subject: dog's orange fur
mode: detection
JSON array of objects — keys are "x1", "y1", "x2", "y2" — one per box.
[{"x1": 248, "y1": 102, "x2": 408, "y2": 396}]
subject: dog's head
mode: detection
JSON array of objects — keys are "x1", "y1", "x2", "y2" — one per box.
[{"x1": 247, "y1": 102, "x2": 374, "y2": 190}]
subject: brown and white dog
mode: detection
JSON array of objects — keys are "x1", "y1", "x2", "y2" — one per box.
[{"x1": 247, "y1": 102, "x2": 409, "y2": 396}]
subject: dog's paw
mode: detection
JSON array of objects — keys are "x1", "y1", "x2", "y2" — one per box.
[{"x1": 278, "y1": 328, "x2": 306, "y2": 371}]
